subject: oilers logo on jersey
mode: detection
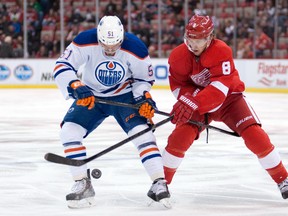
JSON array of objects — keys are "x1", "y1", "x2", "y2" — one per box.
[{"x1": 95, "y1": 61, "x2": 125, "y2": 86}]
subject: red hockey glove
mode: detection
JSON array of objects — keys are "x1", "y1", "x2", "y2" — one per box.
[
  {"x1": 68, "y1": 80, "x2": 95, "y2": 110},
  {"x1": 137, "y1": 91, "x2": 157, "y2": 120},
  {"x1": 170, "y1": 93, "x2": 199, "y2": 124}
]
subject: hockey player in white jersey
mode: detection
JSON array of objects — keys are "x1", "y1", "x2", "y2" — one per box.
[{"x1": 53, "y1": 16, "x2": 170, "y2": 208}]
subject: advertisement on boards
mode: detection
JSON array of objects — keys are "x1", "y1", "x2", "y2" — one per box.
[{"x1": 0, "y1": 59, "x2": 287, "y2": 92}]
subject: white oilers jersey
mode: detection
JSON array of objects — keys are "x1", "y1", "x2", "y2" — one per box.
[{"x1": 53, "y1": 28, "x2": 155, "y2": 99}]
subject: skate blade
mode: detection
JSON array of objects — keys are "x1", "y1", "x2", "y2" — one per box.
[
  {"x1": 67, "y1": 197, "x2": 96, "y2": 209},
  {"x1": 147, "y1": 198, "x2": 172, "y2": 209},
  {"x1": 159, "y1": 198, "x2": 172, "y2": 209}
]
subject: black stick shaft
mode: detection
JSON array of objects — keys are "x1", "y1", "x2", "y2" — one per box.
[{"x1": 96, "y1": 98, "x2": 240, "y2": 137}]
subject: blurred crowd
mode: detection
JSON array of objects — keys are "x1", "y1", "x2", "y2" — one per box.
[{"x1": 0, "y1": 0, "x2": 287, "y2": 59}]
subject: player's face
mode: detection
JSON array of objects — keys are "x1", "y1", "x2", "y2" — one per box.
[
  {"x1": 184, "y1": 35, "x2": 210, "y2": 56},
  {"x1": 99, "y1": 41, "x2": 122, "y2": 56}
]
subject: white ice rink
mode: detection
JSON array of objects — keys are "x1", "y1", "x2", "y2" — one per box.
[{"x1": 1, "y1": 88, "x2": 288, "y2": 216}]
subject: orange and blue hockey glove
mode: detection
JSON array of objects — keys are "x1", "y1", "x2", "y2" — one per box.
[
  {"x1": 136, "y1": 91, "x2": 157, "y2": 120},
  {"x1": 68, "y1": 80, "x2": 95, "y2": 110}
]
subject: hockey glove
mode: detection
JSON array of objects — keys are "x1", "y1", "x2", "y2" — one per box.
[
  {"x1": 68, "y1": 80, "x2": 95, "y2": 110},
  {"x1": 170, "y1": 92, "x2": 199, "y2": 124},
  {"x1": 136, "y1": 91, "x2": 157, "y2": 120}
]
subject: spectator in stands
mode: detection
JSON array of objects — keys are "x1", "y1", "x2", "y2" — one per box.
[
  {"x1": 26, "y1": 4, "x2": 39, "y2": 26},
  {"x1": 5, "y1": 24, "x2": 18, "y2": 38},
  {"x1": 245, "y1": 0, "x2": 254, "y2": 5},
  {"x1": 65, "y1": 24, "x2": 79, "y2": 46},
  {"x1": 169, "y1": 0, "x2": 183, "y2": 14},
  {"x1": 8, "y1": 5, "x2": 23, "y2": 24},
  {"x1": 236, "y1": 38, "x2": 253, "y2": 59},
  {"x1": 264, "y1": 0, "x2": 276, "y2": 39},
  {"x1": 11, "y1": 17, "x2": 22, "y2": 36},
  {"x1": 121, "y1": 0, "x2": 138, "y2": 11},
  {"x1": 39, "y1": 0, "x2": 51, "y2": 16},
  {"x1": 145, "y1": 0, "x2": 158, "y2": 20},
  {"x1": 0, "y1": 3, "x2": 8, "y2": 18},
  {"x1": 0, "y1": 14, "x2": 9, "y2": 35},
  {"x1": 105, "y1": 0, "x2": 117, "y2": 15},
  {"x1": 41, "y1": 33, "x2": 53, "y2": 54},
  {"x1": 0, "y1": 29, "x2": 5, "y2": 42},
  {"x1": 35, "y1": 44, "x2": 48, "y2": 58},
  {"x1": 0, "y1": 35, "x2": 15, "y2": 58},
  {"x1": 266, "y1": 0, "x2": 276, "y2": 17},
  {"x1": 256, "y1": 10, "x2": 272, "y2": 39},
  {"x1": 84, "y1": 8, "x2": 95, "y2": 23},
  {"x1": 255, "y1": 27, "x2": 273, "y2": 58},
  {"x1": 148, "y1": 43, "x2": 157, "y2": 58},
  {"x1": 31, "y1": 0, "x2": 44, "y2": 22},
  {"x1": 138, "y1": 7, "x2": 153, "y2": 24},
  {"x1": 223, "y1": 19, "x2": 234, "y2": 45},
  {"x1": 257, "y1": 0, "x2": 266, "y2": 12},
  {"x1": 133, "y1": 20, "x2": 151, "y2": 47},
  {"x1": 52, "y1": 32, "x2": 60, "y2": 54},
  {"x1": 277, "y1": 0, "x2": 288, "y2": 34},
  {"x1": 12, "y1": 35, "x2": 24, "y2": 57},
  {"x1": 42, "y1": 8, "x2": 59, "y2": 26},
  {"x1": 27, "y1": 22, "x2": 41, "y2": 57},
  {"x1": 167, "y1": 13, "x2": 185, "y2": 43},
  {"x1": 69, "y1": 8, "x2": 84, "y2": 25}
]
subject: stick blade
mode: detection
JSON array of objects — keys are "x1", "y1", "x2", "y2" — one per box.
[{"x1": 44, "y1": 153, "x2": 86, "y2": 166}]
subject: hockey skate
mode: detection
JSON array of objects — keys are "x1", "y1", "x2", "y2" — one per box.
[
  {"x1": 147, "y1": 178, "x2": 171, "y2": 209},
  {"x1": 66, "y1": 177, "x2": 96, "y2": 209},
  {"x1": 278, "y1": 178, "x2": 288, "y2": 199}
]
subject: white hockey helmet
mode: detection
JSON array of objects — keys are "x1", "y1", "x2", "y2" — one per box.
[{"x1": 97, "y1": 16, "x2": 124, "y2": 46}]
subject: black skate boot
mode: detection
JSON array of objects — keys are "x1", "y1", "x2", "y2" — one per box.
[
  {"x1": 66, "y1": 177, "x2": 96, "y2": 208},
  {"x1": 147, "y1": 178, "x2": 171, "y2": 208},
  {"x1": 278, "y1": 178, "x2": 288, "y2": 199}
]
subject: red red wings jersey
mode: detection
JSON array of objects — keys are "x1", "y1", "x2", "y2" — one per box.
[{"x1": 168, "y1": 39, "x2": 245, "y2": 114}]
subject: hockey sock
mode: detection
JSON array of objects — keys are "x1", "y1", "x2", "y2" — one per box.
[
  {"x1": 266, "y1": 162, "x2": 288, "y2": 184},
  {"x1": 163, "y1": 124, "x2": 198, "y2": 184},
  {"x1": 242, "y1": 124, "x2": 288, "y2": 184},
  {"x1": 129, "y1": 125, "x2": 164, "y2": 181},
  {"x1": 64, "y1": 142, "x2": 88, "y2": 181},
  {"x1": 162, "y1": 149, "x2": 183, "y2": 184}
]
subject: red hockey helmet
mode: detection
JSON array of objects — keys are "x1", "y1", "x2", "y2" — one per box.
[{"x1": 185, "y1": 15, "x2": 214, "y2": 39}]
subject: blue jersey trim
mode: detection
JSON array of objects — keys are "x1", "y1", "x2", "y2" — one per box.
[
  {"x1": 121, "y1": 33, "x2": 149, "y2": 59},
  {"x1": 73, "y1": 28, "x2": 98, "y2": 45}
]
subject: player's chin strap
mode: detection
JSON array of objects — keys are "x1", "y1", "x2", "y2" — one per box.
[{"x1": 95, "y1": 98, "x2": 240, "y2": 138}]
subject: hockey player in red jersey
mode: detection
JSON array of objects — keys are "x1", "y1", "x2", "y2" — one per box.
[{"x1": 162, "y1": 14, "x2": 288, "y2": 199}]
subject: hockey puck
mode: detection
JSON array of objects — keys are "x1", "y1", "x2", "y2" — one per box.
[{"x1": 91, "y1": 169, "x2": 102, "y2": 179}]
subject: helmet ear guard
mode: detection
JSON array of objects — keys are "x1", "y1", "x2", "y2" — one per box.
[
  {"x1": 97, "y1": 16, "x2": 124, "y2": 46},
  {"x1": 185, "y1": 14, "x2": 214, "y2": 39}
]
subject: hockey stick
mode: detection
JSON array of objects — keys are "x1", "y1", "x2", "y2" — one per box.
[
  {"x1": 44, "y1": 116, "x2": 172, "y2": 166},
  {"x1": 95, "y1": 98, "x2": 240, "y2": 137}
]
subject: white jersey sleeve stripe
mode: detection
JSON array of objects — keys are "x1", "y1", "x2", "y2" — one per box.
[{"x1": 210, "y1": 81, "x2": 229, "y2": 96}]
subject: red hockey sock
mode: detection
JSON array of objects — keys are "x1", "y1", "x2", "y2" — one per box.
[
  {"x1": 242, "y1": 125, "x2": 288, "y2": 184},
  {"x1": 164, "y1": 166, "x2": 177, "y2": 184},
  {"x1": 266, "y1": 162, "x2": 288, "y2": 184},
  {"x1": 163, "y1": 124, "x2": 198, "y2": 184}
]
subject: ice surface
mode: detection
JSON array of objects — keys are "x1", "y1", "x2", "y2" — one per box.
[{"x1": 0, "y1": 89, "x2": 288, "y2": 216}]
